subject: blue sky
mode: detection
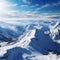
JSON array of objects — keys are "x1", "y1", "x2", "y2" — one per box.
[{"x1": 0, "y1": 0, "x2": 60, "y2": 20}]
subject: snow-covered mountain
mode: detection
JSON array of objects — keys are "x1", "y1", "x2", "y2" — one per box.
[
  {"x1": 44, "y1": 22, "x2": 60, "y2": 43},
  {"x1": 0, "y1": 20, "x2": 60, "y2": 60}
]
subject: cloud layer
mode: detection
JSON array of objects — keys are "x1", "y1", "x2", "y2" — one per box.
[{"x1": 0, "y1": 0, "x2": 60, "y2": 21}]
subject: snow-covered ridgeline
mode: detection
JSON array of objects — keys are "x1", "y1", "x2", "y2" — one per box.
[
  {"x1": 49, "y1": 22, "x2": 60, "y2": 39},
  {"x1": 44, "y1": 22, "x2": 60, "y2": 40},
  {"x1": 0, "y1": 29, "x2": 36, "y2": 57}
]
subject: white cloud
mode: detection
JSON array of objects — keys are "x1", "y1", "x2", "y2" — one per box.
[
  {"x1": 0, "y1": 0, "x2": 17, "y2": 8},
  {"x1": 22, "y1": 0, "x2": 31, "y2": 4},
  {"x1": 36, "y1": 1, "x2": 60, "y2": 10},
  {"x1": 32, "y1": 11, "x2": 38, "y2": 13},
  {"x1": 22, "y1": 0, "x2": 27, "y2": 3},
  {"x1": 0, "y1": 12, "x2": 50, "y2": 21},
  {"x1": 30, "y1": 5, "x2": 35, "y2": 8},
  {"x1": 52, "y1": 1, "x2": 60, "y2": 6},
  {"x1": 0, "y1": 10, "x2": 60, "y2": 21},
  {"x1": 35, "y1": 4, "x2": 39, "y2": 6},
  {"x1": 30, "y1": 4, "x2": 39, "y2": 7},
  {"x1": 37, "y1": 4, "x2": 50, "y2": 10},
  {"x1": 0, "y1": 0, "x2": 18, "y2": 19},
  {"x1": 0, "y1": 8, "x2": 60, "y2": 21},
  {"x1": 0, "y1": 0, "x2": 60, "y2": 21},
  {"x1": 0, "y1": 0, "x2": 18, "y2": 17},
  {"x1": 20, "y1": 4, "x2": 28, "y2": 7}
]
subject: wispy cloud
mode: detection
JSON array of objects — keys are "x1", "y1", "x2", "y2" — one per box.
[
  {"x1": 20, "y1": 4, "x2": 28, "y2": 7},
  {"x1": 22, "y1": 0, "x2": 31, "y2": 4},
  {"x1": 1, "y1": 10, "x2": 59, "y2": 20},
  {"x1": 0, "y1": 0, "x2": 60, "y2": 21},
  {"x1": 37, "y1": 4, "x2": 50, "y2": 10},
  {"x1": 0, "y1": 0, "x2": 18, "y2": 14},
  {"x1": 0, "y1": 0, "x2": 17, "y2": 7},
  {"x1": 52, "y1": 1, "x2": 60, "y2": 6},
  {"x1": 36, "y1": 1, "x2": 60, "y2": 10}
]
